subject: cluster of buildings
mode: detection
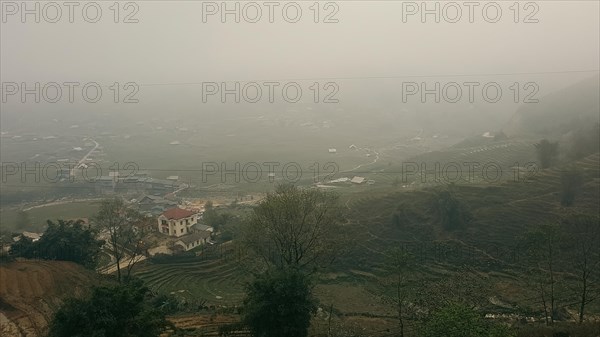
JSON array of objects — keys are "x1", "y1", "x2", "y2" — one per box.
[
  {"x1": 136, "y1": 195, "x2": 178, "y2": 216},
  {"x1": 89, "y1": 174, "x2": 184, "y2": 195}
]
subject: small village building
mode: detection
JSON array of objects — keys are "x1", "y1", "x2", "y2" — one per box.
[
  {"x1": 138, "y1": 195, "x2": 178, "y2": 215},
  {"x1": 157, "y1": 208, "x2": 201, "y2": 237},
  {"x1": 175, "y1": 231, "x2": 211, "y2": 251}
]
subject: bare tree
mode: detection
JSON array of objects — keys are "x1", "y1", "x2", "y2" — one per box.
[
  {"x1": 242, "y1": 184, "x2": 345, "y2": 272},
  {"x1": 563, "y1": 213, "x2": 600, "y2": 323},
  {"x1": 95, "y1": 197, "x2": 146, "y2": 283},
  {"x1": 385, "y1": 248, "x2": 415, "y2": 337},
  {"x1": 523, "y1": 223, "x2": 562, "y2": 325},
  {"x1": 560, "y1": 169, "x2": 584, "y2": 207},
  {"x1": 534, "y1": 139, "x2": 559, "y2": 169}
]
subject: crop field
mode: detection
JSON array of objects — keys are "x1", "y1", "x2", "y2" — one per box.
[
  {"x1": 133, "y1": 254, "x2": 250, "y2": 307},
  {"x1": 0, "y1": 200, "x2": 101, "y2": 232}
]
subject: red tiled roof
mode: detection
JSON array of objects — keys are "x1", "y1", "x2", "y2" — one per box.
[{"x1": 161, "y1": 208, "x2": 198, "y2": 220}]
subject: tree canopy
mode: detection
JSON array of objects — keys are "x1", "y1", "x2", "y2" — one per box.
[
  {"x1": 10, "y1": 219, "x2": 104, "y2": 269},
  {"x1": 421, "y1": 302, "x2": 515, "y2": 337},
  {"x1": 48, "y1": 279, "x2": 170, "y2": 337},
  {"x1": 432, "y1": 187, "x2": 472, "y2": 230},
  {"x1": 534, "y1": 139, "x2": 559, "y2": 169},
  {"x1": 242, "y1": 267, "x2": 318, "y2": 337},
  {"x1": 242, "y1": 184, "x2": 345, "y2": 271}
]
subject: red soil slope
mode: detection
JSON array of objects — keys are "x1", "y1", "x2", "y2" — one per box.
[{"x1": 0, "y1": 260, "x2": 101, "y2": 337}]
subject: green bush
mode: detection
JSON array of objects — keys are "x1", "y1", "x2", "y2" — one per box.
[{"x1": 421, "y1": 303, "x2": 515, "y2": 337}]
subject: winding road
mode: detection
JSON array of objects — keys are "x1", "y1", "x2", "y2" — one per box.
[{"x1": 70, "y1": 139, "x2": 99, "y2": 176}]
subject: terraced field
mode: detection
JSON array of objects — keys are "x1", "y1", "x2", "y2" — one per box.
[
  {"x1": 136, "y1": 152, "x2": 599, "y2": 324},
  {"x1": 133, "y1": 255, "x2": 249, "y2": 307},
  {"x1": 386, "y1": 140, "x2": 536, "y2": 185},
  {"x1": 339, "y1": 152, "x2": 600, "y2": 282}
]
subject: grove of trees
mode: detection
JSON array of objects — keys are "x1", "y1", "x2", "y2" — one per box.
[
  {"x1": 240, "y1": 184, "x2": 344, "y2": 337},
  {"x1": 10, "y1": 219, "x2": 104, "y2": 269},
  {"x1": 48, "y1": 279, "x2": 170, "y2": 337}
]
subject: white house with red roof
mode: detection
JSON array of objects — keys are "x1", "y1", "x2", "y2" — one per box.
[{"x1": 157, "y1": 207, "x2": 201, "y2": 237}]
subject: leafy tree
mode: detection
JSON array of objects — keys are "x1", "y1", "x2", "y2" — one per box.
[
  {"x1": 10, "y1": 219, "x2": 104, "y2": 268},
  {"x1": 48, "y1": 279, "x2": 170, "y2": 337},
  {"x1": 202, "y1": 203, "x2": 231, "y2": 232},
  {"x1": 9, "y1": 234, "x2": 36, "y2": 258},
  {"x1": 560, "y1": 169, "x2": 584, "y2": 206},
  {"x1": 37, "y1": 219, "x2": 104, "y2": 268},
  {"x1": 242, "y1": 184, "x2": 345, "y2": 271},
  {"x1": 150, "y1": 293, "x2": 181, "y2": 315},
  {"x1": 203, "y1": 201, "x2": 217, "y2": 226},
  {"x1": 95, "y1": 198, "x2": 146, "y2": 283},
  {"x1": 242, "y1": 267, "x2": 318, "y2": 337},
  {"x1": 534, "y1": 139, "x2": 559, "y2": 169},
  {"x1": 432, "y1": 187, "x2": 472, "y2": 230}
]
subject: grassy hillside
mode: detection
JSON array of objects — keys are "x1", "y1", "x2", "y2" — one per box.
[{"x1": 336, "y1": 152, "x2": 599, "y2": 317}]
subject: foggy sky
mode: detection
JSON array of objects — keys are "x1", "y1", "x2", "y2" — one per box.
[
  {"x1": 0, "y1": 0, "x2": 598, "y2": 125},
  {"x1": 1, "y1": 1, "x2": 597, "y2": 82}
]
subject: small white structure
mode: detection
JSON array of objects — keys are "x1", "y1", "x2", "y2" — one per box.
[
  {"x1": 328, "y1": 148, "x2": 337, "y2": 153},
  {"x1": 166, "y1": 176, "x2": 179, "y2": 181},
  {"x1": 13, "y1": 232, "x2": 43, "y2": 242},
  {"x1": 329, "y1": 177, "x2": 350, "y2": 183},
  {"x1": 351, "y1": 176, "x2": 366, "y2": 184}
]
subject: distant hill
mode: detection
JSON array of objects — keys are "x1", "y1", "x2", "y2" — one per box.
[
  {"x1": 0, "y1": 260, "x2": 105, "y2": 337},
  {"x1": 339, "y1": 152, "x2": 599, "y2": 314},
  {"x1": 505, "y1": 74, "x2": 600, "y2": 138}
]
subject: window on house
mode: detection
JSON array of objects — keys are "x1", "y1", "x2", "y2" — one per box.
[
  {"x1": 161, "y1": 220, "x2": 167, "y2": 225},
  {"x1": 181, "y1": 228, "x2": 184, "y2": 233}
]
